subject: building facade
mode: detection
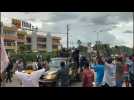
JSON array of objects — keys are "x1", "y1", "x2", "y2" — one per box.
[{"x1": 0, "y1": 22, "x2": 61, "y2": 53}]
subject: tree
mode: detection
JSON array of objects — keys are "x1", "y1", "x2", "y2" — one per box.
[
  {"x1": 77, "y1": 40, "x2": 82, "y2": 47},
  {"x1": 18, "y1": 44, "x2": 28, "y2": 53}
]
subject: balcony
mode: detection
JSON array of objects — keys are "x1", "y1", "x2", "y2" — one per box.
[
  {"x1": 0, "y1": 35, "x2": 17, "y2": 40},
  {"x1": 17, "y1": 39, "x2": 25, "y2": 43},
  {"x1": 37, "y1": 41, "x2": 46, "y2": 45},
  {"x1": 25, "y1": 42, "x2": 32, "y2": 45},
  {"x1": 52, "y1": 42, "x2": 60, "y2": 45},
  {"x1": 37, "y1": 48, "x2": 47, "y2": 51},
  {"x1": 5, "y1": 46, "x2": 16, "y2": 49}
]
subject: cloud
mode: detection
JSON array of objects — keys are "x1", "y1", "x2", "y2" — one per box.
[
  {"x1": 123, "y1": 30, "x2": 133, "y2": 34},
  {"x1": 47, "y1": 12, "x2": 79, "y2": 22},
  {"x1": 27, "y1": 18, "x2": 37, "y2": 22},
  {"x1": 117, "y1": 12, "x2": 133, "y2": 22},
  {"x1": 23, "y1": 12, "x2": 31, "y2": 14},
  {"x1": 91, "y1": 14, "x2": 112, "y2": 25},
  {"x1": 1, "y1": 12, "x2": 133, "y2": 48}
]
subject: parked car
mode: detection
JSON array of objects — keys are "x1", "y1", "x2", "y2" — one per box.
[{"x1": 39, "y1": 57, "x2": 67, "y2": 87}]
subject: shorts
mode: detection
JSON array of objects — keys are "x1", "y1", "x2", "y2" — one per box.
[
  {"x1": 124, "y1": 73, "x2": 129, "y2": 81},
  {"x1": 116, "y1": 80, "x2": 123, "y2": 87}
]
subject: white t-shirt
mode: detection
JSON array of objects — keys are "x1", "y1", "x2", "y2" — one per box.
[
  {"x1": 15, "y1": 68, "x2": 45, "y2": 87},
  {"x1": 103, "y1": 62, "x2": 116, "y2": 87}
]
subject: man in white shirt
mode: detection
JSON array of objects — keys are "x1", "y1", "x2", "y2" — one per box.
[
  {"x1": 15, "y1": 65, "x2": 46, "y2": 87},
  {"x1": 102, "y1": 58, "x2": 116, "y2": 87}
]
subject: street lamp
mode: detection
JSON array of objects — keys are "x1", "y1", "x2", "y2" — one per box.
[{"x1": 94, "y1": 30, "x2": 103, "y2": 54}]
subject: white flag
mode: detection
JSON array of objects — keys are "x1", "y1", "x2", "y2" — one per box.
[{"x1": 0, "y1": 37, "x2": 9, "y2": 73}]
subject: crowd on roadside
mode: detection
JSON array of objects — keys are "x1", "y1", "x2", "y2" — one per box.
[
  {"x1": 79, "y1": 54, "x2": 134, "y2": 87},
  {"x1": 0, "y1": 56, "x2": 49, "y2": 85},
  {"x1": 1, "y1": 53, "x2": 134, "y2": 87}
]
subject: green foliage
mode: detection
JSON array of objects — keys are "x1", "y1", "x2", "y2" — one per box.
[
  {"x1": 77, "y1": 40, "x2": 82, "y2": 47},
  {"x1": 10, "y1": 51, "x2": 57, "y2": 63}
]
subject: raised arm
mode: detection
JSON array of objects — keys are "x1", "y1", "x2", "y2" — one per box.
[
  {"x1": 105, "y1": 62, "x2": 113, "y2": 68},
  {"x1": 15, "y1": 71, "x2": 27, "y2": 80},
  {"x1": 32, "y1": 68, "x2": 46, "y2": 80}
]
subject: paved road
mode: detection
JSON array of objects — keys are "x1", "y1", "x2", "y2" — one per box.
[
  {"x1": 2, "y1": 74, "x2": 21, "y2": 87},
  {"x1": 2, "y1": 74, "x2": 131, "y2": 87}
]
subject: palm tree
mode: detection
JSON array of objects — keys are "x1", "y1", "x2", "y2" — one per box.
[{"x1": 77, "y1": 40, "x2": 82, "y2": 47}]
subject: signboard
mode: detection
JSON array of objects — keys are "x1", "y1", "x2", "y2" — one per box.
[
  {"x1": 12, "y1": 18, "x2": 38, "y2": 30},
  {"x1": 12, "y1": 19, "x2": 21, "y2": 29}
]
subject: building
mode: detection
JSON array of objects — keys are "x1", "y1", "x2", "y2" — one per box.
[
  {"x1": 26, "y1": 33, "x2": 61, "y2": 52},
  {"x1": 0, "y1": 24, "x2": 18, "y2": 52},
  {"x1": 0, "y1": 21, "x2": 61, "y2": 53}
]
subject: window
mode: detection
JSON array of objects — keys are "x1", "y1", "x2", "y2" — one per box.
[
  {"x1": 52, "y1": 45, "x2": 58, "y2": 49},
  {"x1": 4, "y1": 31, "x2": 16, "y2": 35},
  {"x1": 4, "y1": 40, "x2": 15, "y2": 46},
  {"x1": 26, "y1": 37, "x2": 31, "y2": 43}
]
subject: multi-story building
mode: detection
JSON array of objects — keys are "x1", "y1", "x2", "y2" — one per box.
[
  {"x1": 0, "y1": 25, "x2": 18, "y2": 52},
  {"x1": 25, "y1": 34, "x2": 61, "y2": 52},
  {"x1": 0, "y1": 22, "x2": 61, "y2": 53}
]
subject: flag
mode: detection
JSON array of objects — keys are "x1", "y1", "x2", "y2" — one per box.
[{"x1": 0, "y1": 37, "x2": 9, "y2": 73}]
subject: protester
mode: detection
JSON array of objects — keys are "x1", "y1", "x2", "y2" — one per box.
[
  {"x1": 129, "y1": 56, "x2": 134, "y2": 87},
  {"x1": 15, "y1": 64, "x2": 46, "y2": 87},
  {"x1": 0, "y1": 73, "x2": 2, "y2": 86},
  {"x1": 115, "y1": 57, "x2": 124, "y2": 87},
  {"x1": 80, "y1": 56, "x2": 87, "y2": 72},
  {"x1": 6, "y1": 57, "x2": 13, "y2": 83},
  {"x1": 13, "y1": 59, "x2": 19, "y2": 73},
  {"x1": 102, "y1": 57, "x2": 116, "y2": 87},
  {"x1": 17, "y1": 59, "x2": 24, "y2": 72},
  {"x1": 22, "y1": 58, "x2": 27, "y2": 70},
  {"x1": 124, "y1": 63, "x2": 129, "y2": 87},
  {"x1": 32, "y1": 60, "x2": 38, "y2": 71},
  {"x1": 43, "y1": 61, "x2": 49, "y2": 71},
  {"x1": 57, "y1": 61, "x2": 70, "y2": 87},
  {"x1": 93, "y1": 57, "x2": 104, "y2": 87},
  {"x1": 82, "y1": 62, "x2": 94, "y2": 87},
  {"x1": 37, "y1": 59, "x2": 43, "y2": 70}
]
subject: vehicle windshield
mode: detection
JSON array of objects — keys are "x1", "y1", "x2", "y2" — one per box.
[
  {"x1": 49, "y1": 60, "x2": 61, "y2": 68},
  {"x1": 49, "y1": 58, "x2": 66, "y2": 68}
]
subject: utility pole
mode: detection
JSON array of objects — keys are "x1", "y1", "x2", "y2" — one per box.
[
  {"x1": 96, "y1": 32, "x2": 99, "y2": 57},
  {"x1": 67, "y1": 24, "x2": 69, "y2": 62},
  {"x1": 67, "y1": 24, "x2": 69, "y2": 51},
  {"x1": 133, "y1": 12, "x2": 134, "y2": 55}
]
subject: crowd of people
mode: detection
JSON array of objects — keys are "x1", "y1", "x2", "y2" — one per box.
[
  {"x1": 0, "y1": 55, "x2": 49, "y2": 86},
  {"x1": 79, "y1": 54, "x2": 134, "y2": 87},
  {"x1": 1, "y1": 52, "x2": 134, "y2": 87}
]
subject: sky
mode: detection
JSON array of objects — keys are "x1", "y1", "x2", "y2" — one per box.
[{"x1": 1, "y1": 12, "x2": 133, "y2": 48}]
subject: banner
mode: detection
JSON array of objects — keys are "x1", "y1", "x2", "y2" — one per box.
[{"x1": 0, "y1": 37, "x2": 9, "y2": 73}]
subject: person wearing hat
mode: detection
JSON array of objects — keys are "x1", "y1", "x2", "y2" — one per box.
[{"x1": 15, "y1": 64, "x2": 46, "y2": 87}]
